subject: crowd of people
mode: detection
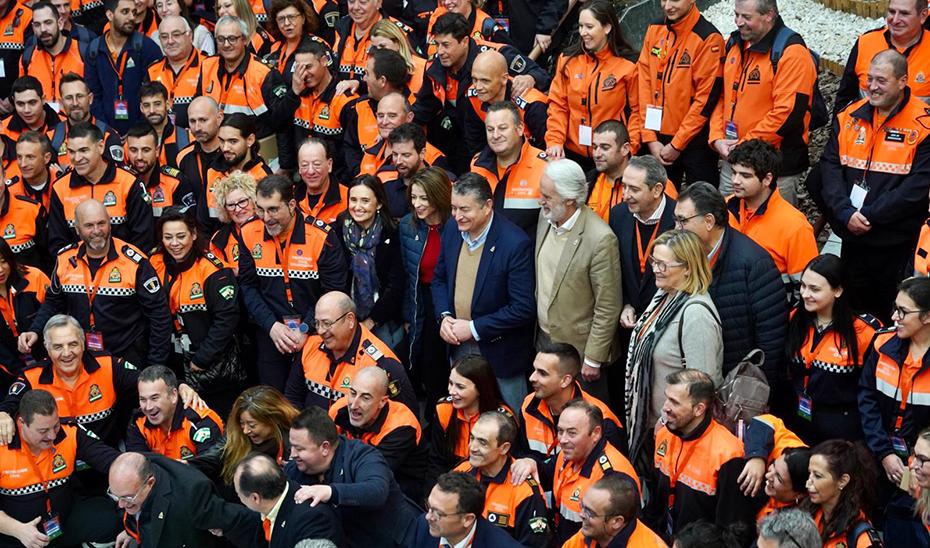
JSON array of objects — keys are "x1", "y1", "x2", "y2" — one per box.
[{"x1": 0, "y1": 0, "x2": 924, "y2": 544}]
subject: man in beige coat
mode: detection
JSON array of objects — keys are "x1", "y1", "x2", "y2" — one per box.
[{"x1": 535, "y1": 159, "x2": 622, "y2": 400}]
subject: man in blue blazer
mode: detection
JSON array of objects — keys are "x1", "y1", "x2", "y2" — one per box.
[
  {"x1": 431, "y1": 173, "x2": 536, "y2": 411},
  {"x1": 408, "y1": 471, "x2": 526, "y2": 548}
]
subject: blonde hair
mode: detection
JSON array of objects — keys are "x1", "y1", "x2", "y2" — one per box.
[
  {"x1": 212, "y1": 171, "x2": 257, "y2": 223},
  {"x1": 222, "y1": 386, "x2": 299, "y2": 483},
  {"x1": 650, "y1": 229, "x2": 712, "y2": 295},
  {"x1": 371, "y1": 19, "x2": 416, "y2": 73},
  {"x1": 217, "y1": 0, "x2": 258, "y2": 36}
]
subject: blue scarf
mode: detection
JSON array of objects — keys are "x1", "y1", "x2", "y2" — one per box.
[{"x1": 342, "y1": 215, "x2": 383, "y2": 319}]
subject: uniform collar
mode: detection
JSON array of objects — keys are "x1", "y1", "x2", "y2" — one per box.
[
  {"x1": 218, "y1": 53, "x2": 253, "y2": 79},
  {"x1": 262, "y1": 210, "x2": 307, "y2": 244},
  {"x1": 143, "y1": 161, "x2": 163, "y2": 188},
  {"x1": 76, "y1": 237, "x2": 120, "y2": 263},
  {"x1": 143, "y1": 398, "x2": 186, "y2": 432},
  {"x1": 8, "y1": 421, "x2": 68, "y2": 451},
  {"x1": 69, "y1": 160, "x2": 118, "y2": 188},
  {"x1": 37, "y1": 350, "x2": 103, "y2": 385},
  {"x1": 39, "y1": 32, "x2": 76, "y2": 55},
  {"x1": 473, "y1": 457, "x2": 513, "y2": 485},
  {"x1": 850, "y1": 86, "x2": 912, "y2": 123},
  {"x1": 666, "y1": 4, "x2": 700, "y2": 33},
  {"x1": 669, "y1": 413, "x2": 713, "y2": 441},
  {"x1": 603, "y1": 518, "x2": 640, "y2": 547},
  {"x1": 882, "y1": 26, "x2": 928, "y2": 57},
  {"x1": 323, "y1": 324, "x2": 363, "y2": 364},
  {"x1": 577, "y1": 436, "x2": 610, "y2": 478},
  {"x1": 6, "y1": 104, "x2": 60, "y2": 133}
]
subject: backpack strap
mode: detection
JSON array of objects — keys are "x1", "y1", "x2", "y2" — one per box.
[
  {"x1": 21, "y1": 38, "x2": 35, "y2": 73},
  {"x1": 769, "y1": 26, "x2": 795, "y2": 74},
  {"x1": 847, "y1": 520, "x2": 882, "y2": 548},
  {"x1": 678, "y1": 300, "x2": 722, "y2": 368}
]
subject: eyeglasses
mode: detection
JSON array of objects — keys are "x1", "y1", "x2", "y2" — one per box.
[
  {"x1": 276, "y1": 12, "x2": 302, "y2": 23},
  {"x1": 424, "y1": 502, "x2": 466, "y2": 520},
  {"x1": 224, "y1": 197, "x2": 251, "y2": 211},
  {"x1": 891, "y1": 306, "x2": 923, "y2": 320},
  {"x1": 580, "y1": 505, "x2": 615, "y2": 521},
  {"x1": 913, "y1": 451, "x2": 930, "y2": 468},
  {"x1": 158, "y1": 30, "x2": 189, "y2": 41},
  {"x1": 107, "y1": 475, "x2": 153, "y2": 504},
  {"x1": 673, "y1": 213, "x2": 704, "y2": 226},
  {"x1": 649, "y1": 258, "x2": 686, "y2": 273},
  {"x1": 313, "y1": 311, "x2": 349, "y2": 332},
  {"x1": 215, "y1": 35, "x2": 243, "y2": 45}
]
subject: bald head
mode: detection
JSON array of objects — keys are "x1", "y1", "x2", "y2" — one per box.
[
  {"x1": 188, "y1": 96, "x2": 223, "y2": 145},
  {"x1": 872, "y1": 48, "x2": 908, "y2": 78},
  {"x1": 471, "y1": 50, "x2": 509, "y2": 103},
  {"x1": 110, "y1": 452, "x2": 150, "y2": 482},
  {"x1": 189, "y1": 96, "x2": 219, "y2": 116},
  {"x1": 353, "y1": 366, "x2": 390, "y2": 398},
  {"x1": 317, "y1": 291, "x2": 355, "y2": 316},
  {"x1": 74, "y1": 199, "x2": 108, "y2": 225}
]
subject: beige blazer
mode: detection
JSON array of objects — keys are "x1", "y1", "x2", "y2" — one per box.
[{"x1": 535, "y1": 206, "x2": 622, "y2": 363}]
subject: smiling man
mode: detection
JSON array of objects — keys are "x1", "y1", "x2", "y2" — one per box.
[
  {"x1": 125, "y1": 365, "x2": 223, "y2": 461},
  {"x1": 0, "y1": 77, "x2": 62, "y2": 149},
  {"x1": 283, "y1": 291, "x2": 415, "y2": 412},
  {"x1": 238, "y1": 175, "x2": 348, "y2": 390}
]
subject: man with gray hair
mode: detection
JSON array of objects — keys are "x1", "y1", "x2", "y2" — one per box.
[
  {"x1": 148, "y1": 15, "x2": 201, "y2": 130},
  {"x1": 196, "y1": 15, "x2": 289, "y2": 139},
  {"x1": 610, "y1": 155, "x2": 677, "y2": 327},
  {"x1": 757, "y1": 509, "x2": 821, "y2": 548},
  {"x1": 432, "y1": 173, "x2": 536, "y2": 410},
  {"x1": 534, "y1": 159, "x2": 620, "y2": 400}
]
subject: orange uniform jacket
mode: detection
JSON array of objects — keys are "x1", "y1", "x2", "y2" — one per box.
[
  {"x1": 126, "y1": 398, "x2": 224, "y2": 460},
  {"x1": 20, "y1": 35, "x2": 86, "y2": 105},
  {"x1": 285, "y1": 323, "x2": 416, "y2": 412},
  {"x1": 144, "y1": 165, "x2": 195, "y2": 218},
  {"x1": 147, "y1": 48, "x2": 202, "y2": 129},
  {"x1": 547, "y1": 48, "x2": 640, "y2": 157},
  {"x1": 790, "y1": 314, "x2": 879, "y2": 413},
  {"x1": 454, "y1": 459, "x2": 550, "y2": 547},
  {"x1": 329, "y1": 396, "x2": 426, "y2": 498},
  {"x1": 196, "y1": 54, "x2": 289, "y2": 137},
  {"x1": 297, "y1": 180, "x2": 348, "y2": 226},
  {"x1": 0, "y1": 264, "x2": 47, "y2": 375},
  {"x1": 711, "y1": 19, "x2": 818, "y2": 175},
  {"x1": 360, "y1": 138, "x2": 445, "y2": 183},
  {"x1": 209, "y1": 216, "x2": 259, "y2": 270},
  {"x1": 917, "y1": 218, "x2": 930, "y2": 276},
  {"x1": 637, "y1": 6, "x2": 724, "y2": 151},
  {"x1": 726, "y1": 189, "x2": 817, "y2": 283},
  {"x1": 742, "y1": 413, "x2": 806, "y2": 463},
  {"x1": 1, "y1": 351, "x2": 139, "y2": 443},
  {"x1": 820, "y1": 90, "x2": 930, "y2": 247},
  {"x1": 0, "y1": 189, "x2": 48, "y2": 270},
  {"x1": 813, "y1": 509, "x2": 880, "y2": 548},
  {"x1": 0, "y1": 423, "x2": 118, "y2": 526},
  {"x1": 333, "y1": 16, "x2": 413, "y2": 80},
  {"x1": 429, "y1": 398, "x2": 514, "y2": 479},
  {"x1": 470, "y1": 138, "x2": 546, "y2": 234},
  {"x1": 47, "y1": 161, "x2": 155, "y2": 253},
  {"x1": 0, "y1": 3, "x2": 32, "y2": 99},
  {"x1": 837, "y1": 27, "x2": 930, "y2": 113},
  {"x1": 464, "y1": 83, "x2": 549, "y2": 153},
  {"x1": 646, "y1": 417, "x2": 750, "y2": 538},
  {"x1": 586, "y1": 173, "x2": 678, "y2": 222},
  {"x1": 562, "y1": 520, "x2": 668, "y2": 548},
  {"x1": 520, "y1": 381, "x2": 626, "y2": 462},
  {"x1": 548, "y1": 437, "x2": 639, "y2": 544}
]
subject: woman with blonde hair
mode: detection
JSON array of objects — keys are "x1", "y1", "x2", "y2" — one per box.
[
  {"x1": 370, "y1": 19, "x2": 426, "y2": 94},
  {"x1": 625, "y1": 229, "x2": 723, "y2": 459},
  {"x1": 209, "y1": 171, "x2": 260, "y2": 271},
  {"x1": 215, "y1": 0, "x2": 273, "y2": 54}
]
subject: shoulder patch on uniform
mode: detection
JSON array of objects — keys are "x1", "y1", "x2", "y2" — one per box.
[
  {"x1": 857, "y1": 313, "x2": 882, "y2": 331},
  {"x1": 204, "y1": 251, "x2": 224, "y2": 268},
  {"x1": 121, "y1": 245, "x2": 144, "y2": 263},
  {"x1": 537, "y1": 151, "x2": 547, "y2": 160},
  {"x1": 122, "y1": 359, "x2": 137, "y2": 370},
  {"x1": 161, "y1": 166, "x2": 181, "y2": 178},
  {"x1": 8, "y1": 381, "x2": 25, "y2": 395},
  {"x1": 143, "y1": 276, "x2": 161, "y2": 294},
  {"x1": 512, "y1": 95, "x2": 528, "y2": 109},
  {"x1": 307, "y1": 216, "x2": 332, "y2": 232},
  {"x1": 528, "y1": 516, "x2": 548, "y2": 534},
  {"x1": 497, "y1": 405, "x2": 514, "y2": 419},
  {"x1": 272, "y1": 84, "x2": 287, "y2": 98},
  {"x1": 466, "y1": 87, "x2": 478, "y2": 98},
  {"x1": 361, "y1": 339, "x2": 384, "y2": 360},
  {"x1": 12, "y1": 194, "x2": 39, "y2": 205},
  {"x1": 192, "y1": 427, "x2": 212, "y2": 443},
  {"x1": 109, "y1": 145, "x2": 124, "y2": 162},
  {"x1": 218, "y1": 285, "x2": 235, "y2": 300},
  {"x1": 509, "y1": 56, "x2": 527, "y2": 73},
  {"x1": 598, "y1": 454, "x2": 612, "y2": 471}
]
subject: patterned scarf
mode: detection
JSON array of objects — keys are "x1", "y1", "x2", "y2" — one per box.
[
  {"x1": 342, "y1": 215, "x2": 383, "y2": 320},
  {"x1": 624, "y1": 289, "x2": 689, "y2": 457}
]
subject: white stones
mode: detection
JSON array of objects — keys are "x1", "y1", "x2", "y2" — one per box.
[{"x1": 701, "y1": 0, "x2": 883, "y2": 63}]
